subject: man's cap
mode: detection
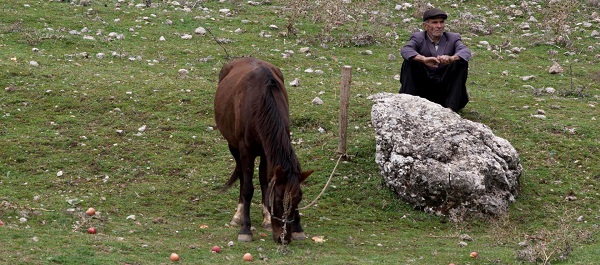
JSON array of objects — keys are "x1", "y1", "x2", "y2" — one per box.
[{"x1": 423, "y1": 8, "x2": 448, "y2": 21}]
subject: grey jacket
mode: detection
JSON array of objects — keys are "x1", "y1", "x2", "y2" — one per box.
[{"x1": 400, "y1": 31, "x2": 471, "y2": 62}]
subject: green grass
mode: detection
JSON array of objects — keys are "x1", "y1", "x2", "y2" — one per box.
[{"x1": 1, "y1": 0, "x2": 599, "y2": 264}]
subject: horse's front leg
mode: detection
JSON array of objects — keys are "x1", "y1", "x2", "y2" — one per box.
[
  {"x1": 291, "y1": 209, "x2": 307, "y2": 240},
  {"x1": 258, "y1": 157, "x2": 272, "y2": 231},
  {"x1": 237, "y1": 156, "x2": 255, "y2": 242}
]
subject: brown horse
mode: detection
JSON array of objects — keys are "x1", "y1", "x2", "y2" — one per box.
[{"x1": 214, "y1": 57, "x2": 313, "y2": 244}]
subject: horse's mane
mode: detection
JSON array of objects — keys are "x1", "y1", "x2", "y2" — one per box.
[{"x1": 253, "y1": 66, "x2": 302, "y2": 190}]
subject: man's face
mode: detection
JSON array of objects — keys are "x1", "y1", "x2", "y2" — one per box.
[{"x1": 423, "y1": 18, "x2": 445, "y2": 38}]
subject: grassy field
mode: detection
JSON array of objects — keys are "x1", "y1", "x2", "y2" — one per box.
[{"x1": 1, "y1": 0, "x2": 599, "y2": 264}]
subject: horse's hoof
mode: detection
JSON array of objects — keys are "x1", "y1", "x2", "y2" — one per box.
[
  {"x1": 292, "y1": 232, "x2": 306, "y2": 240},
  {"x1": 238, "y1": 234, "x2": 253, "y2": 242}
]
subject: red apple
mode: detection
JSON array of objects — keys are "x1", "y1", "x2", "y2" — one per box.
[
  {"x1": 86, "y1": 207, "x2": 96, "y2": 216},
  {"x1": 211, "y1": 245, "x2": 221, "y2": 253},
  {"x1": 242, "y1": 252, "x2": 253, "y2": 262},
  {"x1": 88, "y1": 227, "x2": 97, "y2": 234},
  {"x1": 0, "y1": 219, "x2": 4, "y2": 226},
  {"x1": 170, "y1": 253, "x2": 180, "y2": 262},
  {"x1": 470, "y1": 251, "x2": 479, "y2": 259}
]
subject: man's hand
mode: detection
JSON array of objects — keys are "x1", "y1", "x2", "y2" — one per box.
[
  {"x1": 414, "y1": 55, "x2": 440, "y2": 68},
  {"x1": 437, "y1": 55, "x2": 459, "y2": 65}
]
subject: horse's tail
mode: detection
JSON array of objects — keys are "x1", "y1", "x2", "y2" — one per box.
[{"x1": 221, "y1": 173, "x2": 238, "y2": 192}]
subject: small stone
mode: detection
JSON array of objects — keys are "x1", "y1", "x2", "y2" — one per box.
[
  {"x1": 289, "y1": 78, "x2": 300, "y2": 87},
  {"x1": 312, "y1": 97, "x2": 324, "y2": 105},
  {"x1": 194, "y1": 27, "x2": 207, "y2": 35},
  {"x1": 459, "y1": 234, "x2": 473, "y2": 241},
  {"x1": 548, "y1": 62, "x2": 564, "y2": 74},
  {"x1": 388, "y1": 54, "x2": 396, "y2": 60},
  {"x1": 299, "y1": 47, "x2": 310, "y2": 53},
  {"x1": 531, "y1": 114, "x2": 546, "y2": 119},
  {"x1": 521, "y1": 75, "x2": 535, "y2": 81}
]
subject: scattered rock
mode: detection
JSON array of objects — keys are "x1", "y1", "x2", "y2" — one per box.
[
  {"x1": 194, "y1": 27, "x2": 207, "y2": 35},
  {"x1": 312, "y1": 97, "x2": 324, "y2": 105},
  {"x1": 289, "y1": 78, "x2": 300, "y2": 87},
  {"x1": 548, "y1": 62, "x2": 564, "y2": 74},
  {"x1": 521, "y1": 75, "x2": 535, "y2": 81}
]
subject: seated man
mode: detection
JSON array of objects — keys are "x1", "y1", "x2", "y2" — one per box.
[{"x1": 399, "y1": 8, "x2": 472, "y2": 112}]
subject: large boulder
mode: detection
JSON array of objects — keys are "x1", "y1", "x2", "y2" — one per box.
[{"x1": 370, "y1": 93, "x2": 522, "y2": 221}]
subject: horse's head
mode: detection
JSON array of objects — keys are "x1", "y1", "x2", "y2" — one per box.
[{"x1": 268, "y1": 166, "x2": 312, "y2": 244}]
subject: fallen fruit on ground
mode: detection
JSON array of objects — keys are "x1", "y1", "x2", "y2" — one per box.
[
  {"x1": 87, "y1": 227, "x2": 97, "y2": 234},
  {"x1": 86, "y1": 207, "x2": 96, "y2": 216},
  {"x1": 211, "y1": 245, "x2": 221, "y2": 253},
  {"x1": 470, "y1": 251, "x2": 478, "y2": 259},
  {"x1": 170, "y1": 253, "x2": 180, "y2": 262},
  {"x1": 242, "y1": 253, "x2": 253, "y2": 261}
]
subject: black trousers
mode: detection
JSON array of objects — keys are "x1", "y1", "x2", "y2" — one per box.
[{"x1": 399, "y1": 59, "x2": 469, "y2": 111}]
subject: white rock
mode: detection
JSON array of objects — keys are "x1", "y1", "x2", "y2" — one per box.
[
  {"x1": 57, "y1": 170, "x2": 63, "y2": 177},
  {"x1": 548, "y1": 62, "x2": 564, "y2": 74},
  {"x1": 126, "y1": 215, "x2": 136, "y2": 220},
  {"x1": 96, "y1": 53, "x2": 105, "y2": 59},
  {"x1": 289, "y1": 78, "x2": 300, "y2": 87},
  {"x1": 178, "y1": 69, "x2": 189, "y2": 77},
  {"x1": 219, "y1": 9, "x2": 230, "y2": 14},
  {"x1": 318, "y1": 127, "x2": 326, "y2": 133},
  {"x1": 521, "y1": 75, "x2": 535, "y2": 81},
  {"x1": 312, "y1": 97, "x2": 324, "y2": 105},
  {"x1": 181, "y1": 34, "x2": 193, "y2": 39},
  {"x1": 159, "y1": 36, "x2": 166, "y2": 41},
  {"x1": 531, "y1": 114, "x2": 546, "y2": 119},
  {"x1": 269, "y1": 24, "x2": 278, "y2": 29},
  {"x1": 299, "y1": 47, "x2": 310, "y2": 53},
  {"x1": 194, "y1": 27, "x2": 207, "y2": 35},
  {"x1": 304, "y1": 68, "x2": 314, "y2": 73},
  {"x1": 29, "y1": 61, "x2": 39, "y2": 67},
  {"x1": 388, "y1": 54, "x2": 396, "y2": 60},
  {"x1": 234, "y1": 28, "x2": 243, "y2": 34},
  {"x1": 138, "y1": 125, "x2": 147, "y2": 132},
  {"x1": 545, "y1": 87, "x2": 556, "y2": 94}
]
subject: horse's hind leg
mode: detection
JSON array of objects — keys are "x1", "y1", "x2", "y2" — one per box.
[
  {"x1": 228, "y1": 145, "x2": 243, "y2": 227},
  {"x1": 237, "y1": 149, "x2": 255, "y2": 242},
  {"x1": 258, "y1": 157, "x2": 272, "y2": 231}
]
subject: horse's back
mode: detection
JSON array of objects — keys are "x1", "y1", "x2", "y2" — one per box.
[{"x1": 214, "y1": 57, "x2": 287, "y2": 147}]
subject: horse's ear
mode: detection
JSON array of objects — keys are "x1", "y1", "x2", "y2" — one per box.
[{"x1": 299, "y1": 170, "x2": 313, "y2": 183}]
